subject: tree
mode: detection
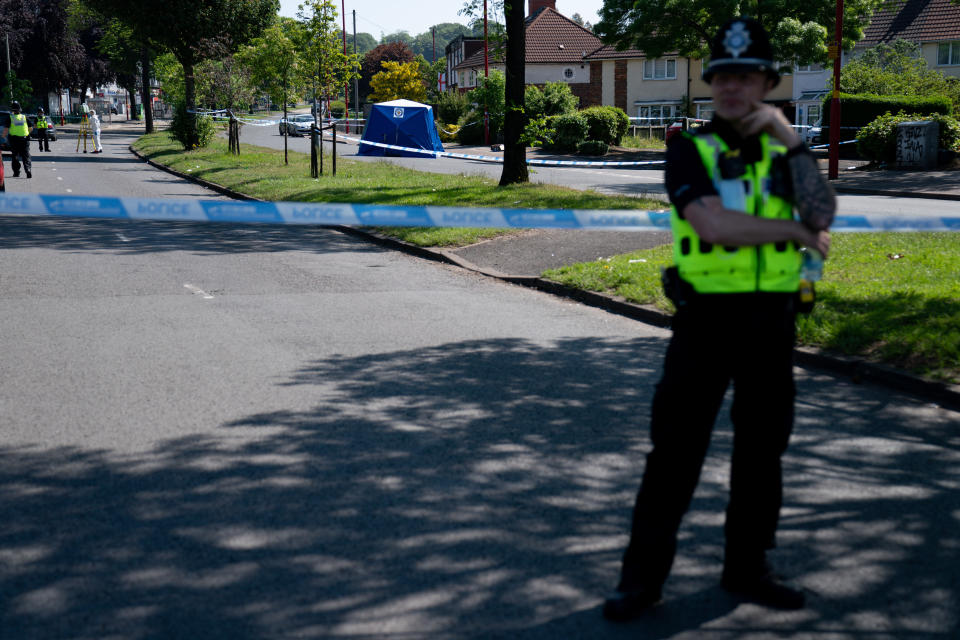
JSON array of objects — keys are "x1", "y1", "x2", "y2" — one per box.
[
  {"x1": 369, "y1": 61, "x2": 427, "y2": 102},
  {"x1": 416, "y1": 54, "x2": 446, "y2": 101},
  {"x1": 195, "y1": 55, "x2": 255, "y2": 111},
  {"x1": 524, "y1": 81, "x2": 579, "y2": 119},
  {"x1": 84, "y1": 0, "x2": 277, "y2": 143},
  {"x1": 238, "y1": 20, "x2": 305, "y2": 162},
  {"x1": 593, "y1": 0, "x2": 887, "y2": 65},
  {"x1": 299, "y1": 0, "x2": 361, "y2": 115},
  {"x1": 840, "y1": 39, "x2": 960, "y2": 109},
  {"x1": 360, "y1": 42, "x2": 414, "y2": 100},
  {"x1": 500, "y1": 0, "x2": 527, "y2": 185},
  {"x1": 466, "y1": 70, "x2": 506, "y2": 136},
  {"x1": 570, "y1": 13, "x2": 593, "y2": 31}
]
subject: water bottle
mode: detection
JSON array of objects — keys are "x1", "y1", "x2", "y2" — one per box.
[{"x1": 800, "y1": 248, "x2": 823, "y2": 282}]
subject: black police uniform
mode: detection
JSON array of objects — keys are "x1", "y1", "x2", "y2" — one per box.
[{"x1": 605, "y1": 17, "x2": 811, "y2": 619}]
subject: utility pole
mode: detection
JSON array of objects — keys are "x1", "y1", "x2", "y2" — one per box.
[
  {"x1": 353, "y1": 10, "x2": 359, "y2": 132},
  {"x1": 5, "y1": 33, "x2": 13, "y2": 105},
  {"x1": 342, "y1": 0, "x2": 349, "y2": 133},
  {"x1": 483, "y1": 0, "x2": 489, "y2": 145},
  {"x1": 828, "y1": 0, "x2": 844, "y2": 180}
]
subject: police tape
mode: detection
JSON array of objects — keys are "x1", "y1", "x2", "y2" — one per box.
[
  {"x1": 1, "y1": 193, "x2": 958, "y2": 232},
  {"x1": 326, "y1": 133, "x2": 667, "y2": 167}
]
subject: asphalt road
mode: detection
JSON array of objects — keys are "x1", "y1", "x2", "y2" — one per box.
[{"x1": 0, "y1": 129, "x2": 958, "y2": 639}]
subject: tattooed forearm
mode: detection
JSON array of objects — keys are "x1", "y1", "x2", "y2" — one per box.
[{"x1": 789, "y1": 151, "x2": 836, "y2": 231}]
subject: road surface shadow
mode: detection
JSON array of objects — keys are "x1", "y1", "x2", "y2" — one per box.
[{"x1": 1, "y1": 335, "x2": 957, "y2": 638}]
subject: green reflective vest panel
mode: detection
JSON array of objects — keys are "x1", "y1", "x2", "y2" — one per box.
[
  {"x1": 9, "y1": 113, "x2": 29, "y2": 137},
  {"x1": 670, "y1": 131, "x2": 801, "y2": 293},
  {"x1": 36, "y1": 117, "x2": 48, "y2": 129}
]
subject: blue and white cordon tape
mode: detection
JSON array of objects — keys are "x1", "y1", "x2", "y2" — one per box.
[{"x1": 1, "y1": 193, "x2": 957, "y2": 232}]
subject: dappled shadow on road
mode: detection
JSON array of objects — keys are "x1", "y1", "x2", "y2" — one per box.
[
  {"x1": 0, "y1": 215, "x2": 378, "y2": 257},
  {"x1": 1, "y1": 336, "x2": 957, "y2": 638}
]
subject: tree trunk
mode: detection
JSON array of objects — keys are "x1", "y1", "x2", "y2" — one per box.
[
  {"x1": 500, "y1": 0, "x2": 528, "y2": 185},
  {"x1": 183, "y1": 57, "x2": 198, "y2": 147},
  {"x1": 140, "y1": 45, "x2": 154, "y2": 134}
]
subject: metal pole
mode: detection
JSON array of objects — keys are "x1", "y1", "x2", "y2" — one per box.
[
  {"x1": 829, "y1": 0, "x2": 844, "y2": 180},
  {"x1": 353, "y1": 10, "x2": 359, "y2": 134},
  {"x1": 342, "y1": 0, "x2": 349, "y2": 134},
  {"x1": 5, "y1": 33, "x2": 13, "y2": 103},
  {"x1": 483, "y1": 0, "x2": 489, "y2": 145}
]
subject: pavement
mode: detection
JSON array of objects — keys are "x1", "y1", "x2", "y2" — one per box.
[{"x1": 114, "y1": 116, "x2": 960, "y2": 409}]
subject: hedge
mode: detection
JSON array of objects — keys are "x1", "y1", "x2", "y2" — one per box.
[
  {"x1": 856, "y1": 111, "x2": 960, "y2": 162},
  {"x1": 822, "y1": 93, "x2": 952, "y2": 140}
]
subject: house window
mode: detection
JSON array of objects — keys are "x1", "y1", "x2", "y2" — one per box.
[
  {"x1": 796, "y1": 63, "x2": 824, "y2": 72},
  {"x1": 696, "y1": 103, "x2": 715, "y2": 120},
  {"x1": 638, "y1": 104, "x2": 675, "y2": 125},
  {"x1": 564, "y1": 67, "x2": 575, "y2": 80},
  {"x1": 805, "y1": 103, "x2": 821, "y2": 127},
  {"x1": 643, "y1": 58, "x2": 677, "y2": 80},
  {"x1": 939, "y1": 41, "x2": 960, "y2": 65}
]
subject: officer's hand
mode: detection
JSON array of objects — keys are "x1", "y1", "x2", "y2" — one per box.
[
  {"x1": 801, "y1": 229, "x2": 831, "y2": 258},
  {"x1": 741, "y1": 102, "x2": 801, "y2": 148}
]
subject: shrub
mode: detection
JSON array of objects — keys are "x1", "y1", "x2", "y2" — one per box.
[
  {"x1": 549, "y1": 112, "x2": 588, "y2": 152},
  {"x1": 577, "y1": 140, "x2": 609, "y2": 156},
  {"x1": 580, "y1": 106, "x2": 620, "y2": 145},
  {"x1": 857, "y1": 110, "x2": 960, "y2": 162},
  {"x1": 436, "y1": 121, "x2": 459, "y2": 143},
  {"x1": 522, "y1": 115, "x2": 555, "y2": 148},
  {"x1": 436, "y1": 91, "x2": 470, "y2": 124},
  {"x1": 607, "y1": 106, "x2": 630, "y2": 144},
  {"x1": 823, "y1": 93, "x2": 953, "y2": 140},
  {"x1": 329, "y1": 100, "x2": 346, "y2": 117},
  {"x1": 525, "y1": 81, "x2": 579, "y2": 120},
  {"x1": 455, "y1": 113, "x2": 486, "y2": 144},
  {"x1": 170, "y1": 102, "x2": 216, "y2": 150}
]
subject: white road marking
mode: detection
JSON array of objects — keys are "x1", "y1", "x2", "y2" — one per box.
[
  {"x1": 116, "y1": 234, "x2": 131, "y2": 243},
  {"x1": 184, "y1": 284, "x2": 214, "y2": 299}
]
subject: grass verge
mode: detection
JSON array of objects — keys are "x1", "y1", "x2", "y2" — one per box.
[
  {"x1": 544, "y1": 233, "x2": 960, "y2": 382},
  {"x1": 133, "y1": 132, "x2": 666, "y2": 247}
]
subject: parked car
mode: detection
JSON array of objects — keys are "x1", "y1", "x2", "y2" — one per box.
[
  {"x1": 803, "y1": 123, "x2": 822, "y2": 145},
  {"x1": 28, "y1": 115, "x2": 57, "y2": 141},
  {"x1": 279, "y1": 114, "x2": 316, "y2": 136}
]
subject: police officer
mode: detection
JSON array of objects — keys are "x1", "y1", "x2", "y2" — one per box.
[
  {"x1": 603, "y1": 17, "x2": 835, "y2": 621},
  {"x1": 35, "y1": 107, "x2": 50, "y2": 152},
  {"x1": 8, "y1": 101, "x2": 32, "y2": 178}
]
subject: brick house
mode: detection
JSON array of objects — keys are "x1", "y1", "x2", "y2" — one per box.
[{"x1": 451, "y1": 0, "x2": 605, "y2": 108}]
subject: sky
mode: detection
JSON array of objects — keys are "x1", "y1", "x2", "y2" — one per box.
[{"x1": 278, "y1": 1, "x2": 607, "y2": 39}]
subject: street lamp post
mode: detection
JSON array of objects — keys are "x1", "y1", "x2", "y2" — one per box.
[
  {"x1": 483, "y1": 0, "x2": 489, "y2": 145},
  {"x1": 828, "y1": 0, "x2": 844, "y2": 180}
]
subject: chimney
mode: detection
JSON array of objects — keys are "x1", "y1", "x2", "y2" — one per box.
[{"x1": 529, "y1": 0, "x2": 556, "y2": 16}]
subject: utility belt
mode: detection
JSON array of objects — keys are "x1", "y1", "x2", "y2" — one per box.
[{"x1": 662, "y1": 266, "x2": 813, "y2": 313}]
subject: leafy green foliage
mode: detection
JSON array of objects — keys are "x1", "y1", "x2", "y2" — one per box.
[
  {"x1": 580, "y1": 106, "x2": 627, "y2": 146},
  {"x1": 436, "y1": 91, "x2": 470, "y2": 124},
  {"x1": 577, "y1": 140, "x2": 609, "y2": 156},
  {"x1": 170, "y1": 102, "x2": 216, "y2": 149},
  {"x1": 824, "y1": 93, "x2": 953, "y2": 134},
  {"x1": 524, "y1": 82, "x2": 579, "y2": 120},
  {"x1": 841, "y1": 39, "x2": 960, "y2": 111},
  {"x1": 593, "y1": 0, "x2": 885, "y2": 64},
  {"x1": 856, "y1": 111, "x2": 960, "y2": 162},
  {"x1": 458, "y1": 70, "x2": 506, "y2": 142},
  {"x1": 549, "y1": 112, "x2": 588, "y2": 152}
]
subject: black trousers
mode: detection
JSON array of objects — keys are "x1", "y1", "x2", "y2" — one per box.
[
  {"x1": 37, "y1": 129, "x2": 49, "y2": 151},
  {"x1": 10, "y1": 135, "x2": 31, "y2": 175},
  {"x1": 618, "y1": 292, "x2": 797, "y2": 592}
]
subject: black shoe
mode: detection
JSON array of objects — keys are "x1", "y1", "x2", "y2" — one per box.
[
  {"x1": 721, "y1": 571, "x2": 805, "y2": 610},
  {"x1": 12, "y1": 173, "x2": 19, "y2": 177},
  {"x1": 602, "y1": 587, "x2": 662, "y2": 622},
  {"x1": 26, "y1": 170, "x2": 31, "y2": 179}
]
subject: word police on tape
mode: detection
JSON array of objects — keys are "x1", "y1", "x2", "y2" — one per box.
[{"x1": 1, "y1": 193, "x2": 958, "y2": 232}]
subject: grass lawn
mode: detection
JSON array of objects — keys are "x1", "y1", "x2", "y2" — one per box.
[
  {"x1": 133, "y1": 131, "x2": 665, "y2": 247},
  {"x1": 544, "y1": 234, "x2": 960, "y2": 382},
  {"x1": 135, "y1": 132, "x2": 959, "y2": 382}
]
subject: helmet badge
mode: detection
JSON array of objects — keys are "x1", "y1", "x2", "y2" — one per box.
[{"x1": 723, "y1": 21, "x2": 752, "y2": 58}]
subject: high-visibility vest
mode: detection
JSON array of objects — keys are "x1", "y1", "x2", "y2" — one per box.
[
  {"x1": 9, "y1": 113, "x2": 29, "y2": 137},
  {"x1": 36, "y1": 117, "x2": 48, "y2": 130},
  {"x1": 670, "y1": 131, "x2": 801, "y2": 294}
]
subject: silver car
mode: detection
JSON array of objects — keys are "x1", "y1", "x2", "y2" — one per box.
[{"x1": 279, "y1": 114, "x2": 316, "y2": 136}]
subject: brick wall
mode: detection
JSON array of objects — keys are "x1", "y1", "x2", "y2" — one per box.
[
  {"x1": 615, "y1": 61, "x2": 628, "y2": 112},
  {"x1": 569, "y1": 61, "x2": 603, "y2": 108}
]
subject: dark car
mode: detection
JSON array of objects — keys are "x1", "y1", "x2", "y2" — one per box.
[
  {"x1": 28, "y1": 115, "x2": 57, "y2": 141},
  {"x1": 0, "y1": 111, "x2": 10, "y2": 150}
]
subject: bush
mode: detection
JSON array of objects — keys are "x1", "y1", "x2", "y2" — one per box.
[
  {"x1": 857, "y1": 110, "x2": 960, "y2": 162},
  {"x1": 522, "y1": 116, "x2": 555, "y2": 148},
  {"x1": 577, "y1": 140, "x2": 609, "y2": 156},
  {"x1": 607, "y1": 106, "x2": 630, "y2": 145},
  {"x1": 580, "y1": 106, "x2": 620, "y2": 145},
  {"x1": 823, "y1": 93, "x2": 953, "y2": 141},
  {"x1": 436, "y1": 121, "x2": 459, "y2": 143},
  {"x1": 455, "y1": 113, "x2": 486, "y2": 144},
  {"x1": 525, "y1": 81, "x2": 579, "y2": 120},
  {"x1": 436, "y1": 91, "x2": 470, "y2": 124},
  {"x1": 170, "y1": 102, "x2": 216, "y2": 150},
  {"x1": 329, "y1": 100, "x2": 346, "y2": 118},
  {"x1": 549, "y1": 112, "x2": 588, "y2": 152}
]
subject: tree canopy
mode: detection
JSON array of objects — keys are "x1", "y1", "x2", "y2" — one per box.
[
  {"x1": 368, "y1": 61, "x2": 427, "y2": 102},
  {"x1": 841, "y1": 39, "x2": 960, "y2": 110},
  {"x1": 594, "y1": 0, "x2": 887, "y2": 65}
]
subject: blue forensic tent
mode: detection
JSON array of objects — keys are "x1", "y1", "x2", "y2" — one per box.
[{"x1": 358, "y1": 99, "x2": 444, "y2": 158}]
